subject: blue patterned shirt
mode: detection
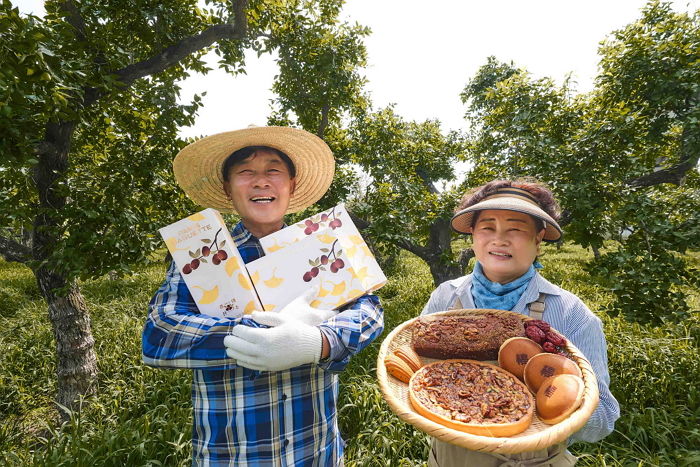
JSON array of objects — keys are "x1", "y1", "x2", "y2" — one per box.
[
  {"x1": 421, "y1": 272, "x2": 620, "y2": 443},
  {"x1": 142, "y1": 221, "x2": 384, "y2": 466}
]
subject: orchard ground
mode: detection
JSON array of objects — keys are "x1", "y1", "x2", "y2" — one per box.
[{"x1": 1, "y1": 242, "x2": 698, "y2": 466}]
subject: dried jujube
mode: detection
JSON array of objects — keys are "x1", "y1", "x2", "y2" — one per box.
[
  {"x1": 525, "y1": 325, "x2": 546, "y2": 344},
  {"x1": 545, "y1": 331, "x2": 566, "y2": 347},
  {"x1": 525, "y1": 319, "x2": 551, "y2": 333}
]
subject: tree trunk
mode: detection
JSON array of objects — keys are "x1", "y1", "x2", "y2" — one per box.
[
  {"x1": 35, "y1": 268, "x2": 97, "y2": 417},
  {"x1": 427, "y1": 257, "x2": 463, "y2": 285},
  {"x1": 591, "y1": 245, "x2": 601, "y2": 260},
  {"x1": 423, "y1": 218, "x2": 463, "y2": 286},
  {"x1": 33, "y1": 120, "x2": 98, "y2": 420}
]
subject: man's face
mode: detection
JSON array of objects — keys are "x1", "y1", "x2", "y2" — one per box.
[
  {"x1": 223, "y1": 150, "x2": 295, "y2": 237},
  {"x1": 468, "y1": 209, "x2": 545, "y2": 284}
]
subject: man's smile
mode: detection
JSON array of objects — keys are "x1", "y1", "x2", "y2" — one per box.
[{"x1": 250, "y1": 196, "x2": 276, "y2": 203}]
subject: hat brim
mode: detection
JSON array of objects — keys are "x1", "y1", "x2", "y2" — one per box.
[
  {"x1": 173, "y1": 126, "x2": 335, "y2": 214},
  {"x1": 451, "y1": 197, "x2": 563, "y2": 242}
]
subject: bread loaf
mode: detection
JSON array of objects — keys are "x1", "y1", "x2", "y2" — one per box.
[{"x1": 412, "y1": 313, "x2": 525, "y2": 360}]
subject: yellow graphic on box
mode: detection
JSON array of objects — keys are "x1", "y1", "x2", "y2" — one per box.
[
  {"x1": 244, "y1": 300, "x2": 257, "y2": 314},
  {"x1": 164, "y1": 237, "x2": 188, "y2": 252},
  {"x1": 238, "y1": 272, "x2": 258, "y2": 290},
  {"x1": 263, "y1": 269, "x2": 284, "y2": 288},
  {"x1": 225, "y1": 256, "x2": 240, "y2": 276},
  {"x1": 263, "y1": 304, "x2": 276, "y2": 311},
  {"x1": 266, "y1": 240, "x2": 287, "y2": 252},
  {"x1": 192, "y1": 285, "x2": 220, "y2": 304},
  {"x1": 349, "y1": 235, "x2": 364, "y2": 245},
  {"x1": 315, "y1": 233, "x2": 336, "y2": 244},
  {"x1": 187, "y1": 212, "x2": 206, "y2": 221},
  {"x1": 329, "y1": 281, "x2": 346, "y2": 296}
]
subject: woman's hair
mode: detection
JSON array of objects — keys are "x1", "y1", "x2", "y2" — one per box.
[
  {"x1": 221, "y1": 145, "x2": 296, "y2": 182},
  {"x1": 456, "y1": 178, "x2": 561, "y2": 230}
]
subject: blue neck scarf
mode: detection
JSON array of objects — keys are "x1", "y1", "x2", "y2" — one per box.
[{"x1": 471, "y1": 261, "x2": 537, "y2": 311}]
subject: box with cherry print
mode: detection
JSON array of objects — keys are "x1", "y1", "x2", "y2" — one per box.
[
  {"x1": 158, "y1": 209, "x2": 262, "y2": 318},
  {"x1": 249, "y1": 203, "x2": 387, "y2": 311}
]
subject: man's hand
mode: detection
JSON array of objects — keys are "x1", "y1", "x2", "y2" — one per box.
[
  {"x1": 223, "y1": 312, "x2": 322, "y2": 371},
  {"x1": 278, "y1": 285, "x2": 337, "y2": 326}
]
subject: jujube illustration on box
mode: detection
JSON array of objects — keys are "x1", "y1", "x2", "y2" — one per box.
[
  {"x1": 247, "y1": 225, "x2": 384, "y2": 311},
  {"x1": 159, "y1": 209, "x2": 262, "y2": 318},
  {"x1": 252, "y1": 203, "x2": 387, "y2": 311}
]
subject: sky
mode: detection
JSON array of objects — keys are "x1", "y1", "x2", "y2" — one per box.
[{"x1": 14, "y1": 0, "x2": 700, "y2": 139}]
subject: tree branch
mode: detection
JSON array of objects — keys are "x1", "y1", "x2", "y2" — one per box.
[
  {"x1": 317, "y1": 104, "x2": 329, "y2": 139},
  {"x1": 0, "y1": 236, "x2": 32, "y2": 264},
  {"x1": 113, "y1": 0, "x2": 249, "y2": 88},
  {"x1": 416, "y1": 168, "x2": 439, "y2": 194},
  {"x1": 347, "y1": 211, "x2": 430, "y2": 259},
  {"x1": 60, "y1": 1, "x2": 87, "y2": 41},
  {"x1": 625, "y1": 158, "x2": 698, "y2": 187},
  {"x1": 626, "y1": 125, "x2": 699, "y2": 187}
]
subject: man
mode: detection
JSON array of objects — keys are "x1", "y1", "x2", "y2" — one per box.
[{"x1": 142, "y1": 126, "x2": 384, "y2": 465}]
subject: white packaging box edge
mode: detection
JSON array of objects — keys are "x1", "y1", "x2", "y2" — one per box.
[{"x1": 158, "y1": 208, "x2": 262, "y2": 318}]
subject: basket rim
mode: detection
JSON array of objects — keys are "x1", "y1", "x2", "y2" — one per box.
[{"x1": 376, "y1": 309, "x2": 600, "y2": 454}]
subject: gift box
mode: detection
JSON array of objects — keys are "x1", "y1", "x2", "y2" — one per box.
[
  {"x1": 250, "y1": 203, "x2": 387, "y2": 311},
  {"x1": 159, "y1": 209, "x2": 262, "y2": 318}
]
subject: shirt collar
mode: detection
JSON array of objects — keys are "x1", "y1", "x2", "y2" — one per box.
[
  {"x1": 231, "y1": 221, "x2": 255, "y2": 246},
  {"x1": 455, "y1": 270, "x2": 561, "y2": 310},
  {"x1": 231, "y1": 220, "x2": 289, "y2": 246}
]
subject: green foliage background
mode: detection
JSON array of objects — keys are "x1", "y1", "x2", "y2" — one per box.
[{"x1": 1, "y1": 243, "x2": 698, "y2": 465}]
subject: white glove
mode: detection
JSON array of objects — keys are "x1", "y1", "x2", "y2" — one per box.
[
  {"x1": 223, "y1": 312, "x2": 322, "y2": 371},
  {"x1": 278, "y1": 285, "x2": 338, "y2": 326}
]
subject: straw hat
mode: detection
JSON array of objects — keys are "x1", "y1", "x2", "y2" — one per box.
[
  {"x1": 451, "y1": 187, "x2": 563, "y2": 242},
  {"x1": 173, "y1": 126, "x2": 335, "y2": 214}
]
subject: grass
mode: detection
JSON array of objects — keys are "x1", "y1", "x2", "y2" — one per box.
[{"x1": 0, "y1": 243, "x2": 698, "y2": 465}]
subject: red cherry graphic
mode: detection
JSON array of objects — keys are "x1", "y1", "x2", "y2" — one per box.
[
  {"x1": 320, "y1": 255, "x2": 329, "y2": 265},
  {"x1": 330, "y1": 263, "x2": 338, "y2": 273},
  {"x1": 310, "y1": 267, "x2": 320, "y2": 278},
  {"x1": 182, "y1": 264, "x2": 192, "y2": 274},
  {"x1": 335, "y1": 258, "x2": 345, "y2": 269},
  {"x1": 191, "y1": 258, "x2": 200, "y2": 270},
  {"x1": 304, "y1": 227, "x2": 313, "y2": 235},
  {"x1": 303, "y1": 271, "x2": 313, "y2": 282},
  {"x1": 321, "y1": 213, "x2": 329, "y2": 222},
  {"x1": 311, "y1": 223, "x2": 320, "y2": 232},
  {"x1": 212, "y1": 255, "x2": 221, "y2": 265},
  {"x1": 217, "y1": 250, "x2": 228, "y2": 261},
  {"x1": 329, "y1": 219, "x2": 342, "y2": 229},
  {"x1": 305, "y1": 219, "x2": 314, "y2": 227},
  {"x1": 202, "y1": 246, "x2": 211, "y2": 257}
]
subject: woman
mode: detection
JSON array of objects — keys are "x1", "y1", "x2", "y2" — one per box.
[{"x1": 422, "y1": 179, "x2": 620, "y2": 466}]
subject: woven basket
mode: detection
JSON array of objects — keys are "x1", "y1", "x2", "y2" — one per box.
[{"x1": 376, "y1": 309, "x2": 599, "y2": 454}]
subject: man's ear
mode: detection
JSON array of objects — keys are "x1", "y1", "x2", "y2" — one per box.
[
  {"x1": 223, "y1": 182, "x2": 231, "y2": 200},
  {"x1": 289, "y1": 177, "x2": 296, "y2": 195}
]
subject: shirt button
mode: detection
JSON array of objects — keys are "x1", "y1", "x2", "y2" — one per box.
[
  {"x1": 284, "y1": 439, "x2": 289, "y2": 447},
  {"x1": 281, "y1": 394, "x2": 287, "y2": 400}
]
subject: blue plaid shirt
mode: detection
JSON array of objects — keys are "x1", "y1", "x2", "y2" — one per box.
[{"x1": 142, "y1": 221, "x2": 384, "y2": 466}]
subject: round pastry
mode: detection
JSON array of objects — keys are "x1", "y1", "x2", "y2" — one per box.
[
  {"x1": 409, "y1": 359, "x2": 534, "y2": 437},
  {"x1": 536, "y1": 374, "x2": 585, "y2": 424},
  {"x1": 498, "y1": 337, "x2": 543, "y2": 381},
  {"x1": 523, "y1": 353, "x2": 582, "y2": 394}
]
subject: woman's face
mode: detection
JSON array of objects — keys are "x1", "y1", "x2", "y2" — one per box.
[{"x1": 468, "y1": 209, "x2": 545, "y2": 284}]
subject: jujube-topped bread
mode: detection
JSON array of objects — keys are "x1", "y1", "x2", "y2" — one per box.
[
  {"x1": 409, "y1": 359, "x2": 534, "y2": 436},
  {"x1": 412, "y1": 313, "x2": 525, "y2": 360}
]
